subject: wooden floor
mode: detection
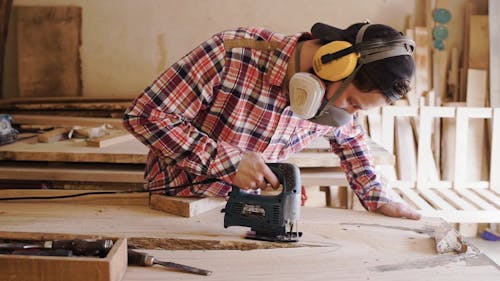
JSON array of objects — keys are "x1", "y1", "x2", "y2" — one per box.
[{"x1": 0, "y1": 201, "x2": 498, "y2": 280}]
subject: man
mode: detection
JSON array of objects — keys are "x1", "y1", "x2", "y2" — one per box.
[{"x1": 123, "y1": 21, "x2": 421, "y2": 220}]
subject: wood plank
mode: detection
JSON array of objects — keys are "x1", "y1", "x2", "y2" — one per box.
[
  {"x1": 473, "y1": 188, "x2": 500, "y2": 209},
  {"x1": 0, "y1": 162, "x2": 145, "y2": 183},
  {"x1": 149, "y1": 194, "x2": 237, "y2": 218},
  {"x1": 454, "y1": 188, "x2": 497, "y2": 211},
  {"x1": 86, "y1": 131, "x2": 135, "y2": 148},
  {"x1": 381, "y1": 105, "x2": 418, "y2": 153},
  {"x1": 393, "y1": 185, "x2": 434, "y2": 211},
  {"x1": 490, "y1": 0, "x2": 500, "y2": 107},
  {"x1": 0, "y1": 0, "x2": 12, "y2": 98},
  {"x1": 395, "y1": 115, "x2": 417, "y2": 181},
  {"x1": 441, "y1": 102, "x2": 464, "y2": 181},
  {"x1": 418, "y1": 188, "x2": 455, "y2": 211},
  {"x1": 469, "y1": 15, "x2": 489, "y2": 70},
  {"x1": 448, "y1": 48, "x2": 459, "y2": 101},
  {"x1": 0, "y1": 138, "x2": 148, "y2": 164},
  {"x1": 11, "y1": 114, "x2": 124, "y2": 129},
  {"x1": 300, "y1": 167, "x2": 347, "y2": 186},
  {"x1": 433, "y1": 188, "x2": 478, "y2": 211},
  {"x1": 454, "y1": 107, "x2": 491, "y2": 184},
  {"x1": 417, "y1": 106, "x2": 454, "y2": 187},
  {"x1": 460, "y1": 2, "x2": 478, "y2": 101},
  {"x1": 490, "y1": 108, "x2": 500, "y2": 191},
  {"x1": 17, "y1": 6, "x2": 82, "y2": 97},
  {"x1": 414, "y1": 27, "x2": 431, "y2": 105}
]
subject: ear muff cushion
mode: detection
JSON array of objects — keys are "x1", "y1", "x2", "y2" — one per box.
[{"x1": 313, "y1": 41, "x2": 358, "y2": 81}]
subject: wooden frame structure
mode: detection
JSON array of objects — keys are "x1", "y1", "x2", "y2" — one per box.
[{"x1": 382, "y1": 105, "x2": 500, "y2": 223}]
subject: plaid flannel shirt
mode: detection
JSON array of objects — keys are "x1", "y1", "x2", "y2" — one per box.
[{"x1": 123, "y1": 27, "x2": 392, "y2": 211}]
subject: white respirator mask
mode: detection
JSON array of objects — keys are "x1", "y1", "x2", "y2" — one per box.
[{"x1": 289, "y1": 72, "x2": 354, "y2": 127}]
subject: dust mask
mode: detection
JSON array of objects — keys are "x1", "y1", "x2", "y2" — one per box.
[{"x1": 289, "y1": 72, "x2": 353, "y2": 127}]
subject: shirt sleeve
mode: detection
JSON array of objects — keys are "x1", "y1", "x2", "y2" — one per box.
[
  {"x1": 123, "y1": 34, "x2": 242, "y2": 183},
  {"x1": 329, "y1": 116, "x2": 392, "y2": 211}
]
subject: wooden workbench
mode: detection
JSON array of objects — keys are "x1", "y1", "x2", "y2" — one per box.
[{"x1": 0, "y1": 202, "x2": 497, "y2": 280}]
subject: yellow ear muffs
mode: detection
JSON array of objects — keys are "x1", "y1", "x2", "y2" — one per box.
[{"x1": 312, "y1": 41, "x2": 359, "y2": 81}]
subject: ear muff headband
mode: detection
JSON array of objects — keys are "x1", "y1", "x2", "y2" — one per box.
[{"x1": 312, "y1": 24, "x2": 415, "y2": 82}]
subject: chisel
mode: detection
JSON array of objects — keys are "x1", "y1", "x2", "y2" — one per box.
[{"x1": 127, "y1": 249, "x2": 212, "y2": 276}]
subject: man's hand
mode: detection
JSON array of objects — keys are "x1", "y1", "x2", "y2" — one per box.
[
  {"x1": 376, "y1": 201, "x2": 421, "y2": 220},
  {"x1": 231, "y1": 152, "x2": 280, "y2": 190}
]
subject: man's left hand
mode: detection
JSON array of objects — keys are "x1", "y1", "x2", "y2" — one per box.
[{"x1": 376, "y1": 201, "x2": 421, "y2": 220}]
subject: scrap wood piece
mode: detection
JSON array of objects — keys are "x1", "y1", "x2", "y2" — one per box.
[
  {"x1": 71, "y1": 124, "x2": 110, "y2": 139},
  {"x1": 434, "y1": 223, "x2": 478, "y2": 254},
  {"x1": 37, "y1": 127, "x2": 71, "y2": 143},
  {"x1": 149, "y1": 194, "x2": 226, "y2": 218},
  {"x1": 86, "y1": 130, "x2": 134, "y2": 148}
]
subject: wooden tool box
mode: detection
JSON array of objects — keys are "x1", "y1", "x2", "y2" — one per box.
[{"x1": 0, "y1": 231, "x2": 127, "y2": 281}]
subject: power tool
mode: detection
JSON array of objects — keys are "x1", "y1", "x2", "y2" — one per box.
[
  {"x1": 222, "y1": 162, "x2": 302, "y2": 242},
  {"x1": 0, "y1": 114, "x2": 18, "y2": 146}
]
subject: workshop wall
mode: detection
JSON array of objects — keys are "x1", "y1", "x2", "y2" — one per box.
[{"x1": 1, "y1": 0, "x2": 481, "y2": 98}]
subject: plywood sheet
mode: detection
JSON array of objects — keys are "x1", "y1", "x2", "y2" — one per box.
[{"x1": 17, "y1": 6, "x2": 82, "y2": 97}]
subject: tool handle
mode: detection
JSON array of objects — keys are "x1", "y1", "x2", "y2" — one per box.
[
  {"x1": 128, "y1": 249, "x2": 154, "y2": 266},
  {"x1": 11, "y1": 249, "x2": 73, "y2": 256},
  {"x1": 53, "y1": 239, "x2": 113, "y2": 257}
]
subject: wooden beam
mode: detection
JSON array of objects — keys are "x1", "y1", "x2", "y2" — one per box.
[{"x1": 149, "y1": 194, "x2": 226, "y2": 218}]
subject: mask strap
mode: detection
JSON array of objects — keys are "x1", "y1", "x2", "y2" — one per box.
[{"x1": 315, "y1": 65, "x2": 361, "y2": 117}]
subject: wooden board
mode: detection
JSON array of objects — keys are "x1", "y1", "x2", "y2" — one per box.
[
  {"x1": 149, "y1": 194, "x2": 226, "y2": 217},
  {"x1": 0, "y1": 231, "x2": 127, "y2": 281},
  {"x1": 17, "y1": 6, "x2": 82, "y2": 97},
  {"x1": 0, "y1": 0, "x2": 12, "y2": 98},
  {"x1": 413, "y1": 27, "x2": 431, "y2": 105},
  {"x1": 0, "y1": 203, "x2": 497, "y2": 280},
  {"x1": 0, "y1": 138, "x2": 148, "y2": 164},
  {"x1": 490, "y1": 0, "x2": 500, "y2": 107},
  {"x1": 469, "y1": 15, "x2": 489, "y2": 70}
]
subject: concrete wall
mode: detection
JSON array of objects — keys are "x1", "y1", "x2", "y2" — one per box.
[{"x1": 1, "y1": 0, "x2": 484, "y2": 98}]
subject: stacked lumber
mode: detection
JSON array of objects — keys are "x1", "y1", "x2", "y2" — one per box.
[
  {"x1": 0, "y1": 96, "x2": 134, "y2": 118},
  {"x1": 366, "y1": 0, "x2": 498, "y2": 236}
]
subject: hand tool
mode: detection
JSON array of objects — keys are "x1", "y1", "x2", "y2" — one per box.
[
  {"x1": 127, "y1": 249, "x2": 212, "y2": 276},
  {"x1": 11, "y1": 249, "x2": 74, "y2": 256},
  {"x1": 0, "y1": 239, "x2": 114, "y2": 257},
  {"x1": 222, "y1": 162, "x2": 302, "y2": 242}
]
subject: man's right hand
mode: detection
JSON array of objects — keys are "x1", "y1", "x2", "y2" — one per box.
[{"x1": 231, "y1": 152, "x2": 280, "y2": 190}]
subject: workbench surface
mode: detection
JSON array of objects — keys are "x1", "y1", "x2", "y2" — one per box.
[{"x1": 0, "y1": 202, "x2": 497, "y2": 280}]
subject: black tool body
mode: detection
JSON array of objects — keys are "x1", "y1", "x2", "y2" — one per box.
[{"x1": 222, "y1": 163, "x2": 302, "y2": 242}]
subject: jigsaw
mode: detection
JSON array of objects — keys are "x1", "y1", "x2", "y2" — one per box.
[
  {"x1": 222, "y1": 162, "x2": 302, "y2": 242},
  {"x1": 0, "y1": 114, "x2": 18, "y2": 146}
]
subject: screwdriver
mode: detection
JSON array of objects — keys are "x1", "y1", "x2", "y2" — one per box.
[{"x1": 127, "y1": 249, "x2": 212, "y2": 276}]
